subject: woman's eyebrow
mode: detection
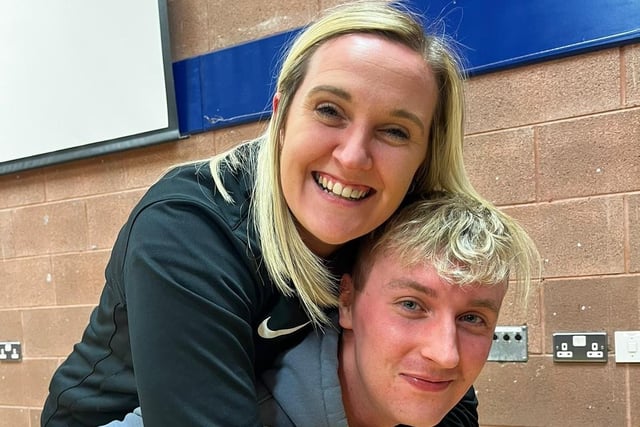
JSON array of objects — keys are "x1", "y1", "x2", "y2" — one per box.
[
  {"x1": 308, "y1": 85, "x2": 351, "y2": 100},
  {"x1": 307, "y1": 85, "x2": 425, "y2": 136}
]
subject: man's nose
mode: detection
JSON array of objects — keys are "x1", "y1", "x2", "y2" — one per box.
[{"x1": 420, "y1": 320, "x2": 461, "y2": 369}]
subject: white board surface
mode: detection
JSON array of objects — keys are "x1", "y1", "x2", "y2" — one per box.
[{"x1": 0, "y1": 0, "x2": 178, "y2": 174}]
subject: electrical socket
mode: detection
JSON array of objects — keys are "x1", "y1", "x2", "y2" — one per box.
[
  {"x1": 0, "y1": 342, "x2": 22, "y2": 362},
  {"x1": 488, "y1": 326, "x2": 528, "y2": 362},
  {"x1": 552, "y1": 332, "x2": 607, "y2": 363}
]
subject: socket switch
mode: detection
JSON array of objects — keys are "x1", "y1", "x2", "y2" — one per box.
[{"x1": 614, "y1": 331, "x2": 640, "y2": 363}]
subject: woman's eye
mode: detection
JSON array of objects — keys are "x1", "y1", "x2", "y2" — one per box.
[
  {"x1": 316, "y1": 103, "x2": 340, "y2": 118},
  {"x1": 383, "y1": 127, "x2": 410, "y2": 140}
]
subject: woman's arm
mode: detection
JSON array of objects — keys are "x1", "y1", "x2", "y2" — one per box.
[{"x1": 124, "y1": 198, "x2": 265, "y2": 426}]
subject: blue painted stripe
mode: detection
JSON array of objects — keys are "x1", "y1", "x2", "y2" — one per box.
[
  {"x1": 421, "y1": 0, "x2": 640, "y2": 75},
  {"x1": 173, "y1": 0, "x2": 640, "y2": 136}
]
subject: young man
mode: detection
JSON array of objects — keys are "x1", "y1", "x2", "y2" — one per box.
[
  {"x1": 104, "y1": 192, "x2": 537, "y2": 426},
  {"x1": 258, "y1": 192, "x2": 538, "y2": 427}
]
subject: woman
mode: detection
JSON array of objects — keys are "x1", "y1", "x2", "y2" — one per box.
[{"x1": 41, "y1": 1, "x2": 481, "y2": 426}]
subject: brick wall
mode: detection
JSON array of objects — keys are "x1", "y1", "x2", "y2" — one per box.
[
  {"x1": 0, "y1": 1, "x2": 638, "y2": 426},
  {"x1": 466, "y1": 43, "x2": 640, "y2": 426}
]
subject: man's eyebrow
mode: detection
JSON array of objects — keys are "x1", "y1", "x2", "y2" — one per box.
[
  {"x1": 468, "y1": 298, "x2": 501, "y2": 315},
  {"x1": 388, "y1": 279, "x2": 437, "y2": 298},
  {"x1": 308, "y1": 85, "x2": 351, "y2": 101},
  {"x1": 387, "y1": 280, "x2": 501, "y2": 314}
]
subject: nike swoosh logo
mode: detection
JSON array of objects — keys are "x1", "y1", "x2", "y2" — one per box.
[{"x1": 257, "y1": 316, "x2": 311, "y2": 339}]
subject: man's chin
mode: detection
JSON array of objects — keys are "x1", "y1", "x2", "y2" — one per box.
[{"x1": 394, "y1": 398, "x2": 463, "y2": 427}]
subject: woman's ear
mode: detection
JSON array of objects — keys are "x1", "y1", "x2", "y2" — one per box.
[
  {"x1": 338, "y1": 274, "x2": 355, "y2": 330},
  {"x1": 272, "y1": 92, "x2": 281, "y2": 117}
]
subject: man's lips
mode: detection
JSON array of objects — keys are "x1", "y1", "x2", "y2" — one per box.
[{"x1": 400, "y1": 373, "x2": 454, "y2": 392}]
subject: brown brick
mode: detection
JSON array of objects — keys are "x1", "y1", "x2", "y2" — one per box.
[
  {"x1": 0, "y1": 310, "x2": 23, "y2": 342},
  {"x1": 629, "y1": 194, "x2": 640, "y2": 273},
  {"x1": 30, "y1": 409, "x2": 41, "y2": 427},
  {"x1": 0, "y1": 170, "x2": 45, "y2": 209},
  {"x1": 624, "y1": 43, "x2": 640, "y2": 107},
  {"x1": 120, "y1": 132, "x2": 229, "y2": 190},
  {"x1": 497, "y1": 279, "x2": 543, "y2": 354},
  {"x1": 631, "y1": 365, "x2": 640, "y2": 427},
  {"x1": 22, "y1": 307, "x2": 94, "y2": 358},
  {"x1": 0, "y1": 408, "x2": 30, "y2": 427},
  {"x1": 11, "y1": 201, "x2": 89, "y2": 257},
  {"x1": 43, "y1": 154, "x2": 128, "y2": 201},
  {"x1": 0, "y1": 359, "x2": 58, "y2": 407},
  {"x1": 504, "y1": 197, "x2": 625, "y2": 278},
  {"x1": 537, "y1": 110, "x2": 640, "y2": 200},
  {"x1": 214, "y1": 121, "x2": 265, "y2": 154},
  {"x1": 0, "y1": 210, "x2": 16, "y2": 259},
  {"x1": 320, "y1": 0, "x2": 352, "y2": 9},
  {"x1": 466, "y1": 49, "x2": 620, "y2": 134},
  {"x1": 464, "y1": 128, "x2": 536, "y2": 205},
  {"x1": 206, "y1": 1, "x2": 318, "y2": 51},
  {"x1": 0, "y1": 257, "x2": 55, "y2": 308},
  {"x1": 476, "y1": 356, "x2": 626, "y2": 427},
  {"x1": 167, "y1": 0, "x2": 209, "y2": 60},
  {"x1": 121, "y1": 140, "x2": 193, "y2": 189},
  {"x1": 52, "y1": 252, "x2": 110, "y2": 306},
  {"x1": 86, "y1": 191, "x2": 145, "y2": 250},
  {"x1": 188, "y1": 131, "x2": 219, "y2": 159},
  {"x1": 543, "y1": 276, "x2": 640, "y2": 352}
]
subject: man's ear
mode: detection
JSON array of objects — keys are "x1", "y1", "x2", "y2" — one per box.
[{"x1": 338, "y1": 274, "x2": 355, "y2": 330}]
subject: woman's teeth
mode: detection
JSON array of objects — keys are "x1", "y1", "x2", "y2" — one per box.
[{"x1": 316, "y1": 175, "x2": 369, "y2": 200}]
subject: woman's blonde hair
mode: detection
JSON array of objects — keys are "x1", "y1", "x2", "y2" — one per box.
[{"x1": 210, "y1": 1, "x2": 480, "y2": 326}]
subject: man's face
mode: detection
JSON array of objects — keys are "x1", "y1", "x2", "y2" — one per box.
[{"x1": 338, "y1": 254, "x2": 507, "y2": 427}]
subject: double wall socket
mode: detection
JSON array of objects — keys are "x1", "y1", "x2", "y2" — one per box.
[
  {"x1": 488, "y1": 326, "x2": 528, "y2": 362},
  {"x1": 553, "y1": 332, "x2": 607, "y2": 362},
  {"x1": 0, "y1": 342, "x2": 22, "y2": 362}
]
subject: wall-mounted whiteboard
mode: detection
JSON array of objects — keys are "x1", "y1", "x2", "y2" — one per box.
[{"x1": 0, "y1": 0, "x2": 179, "y2": 175}]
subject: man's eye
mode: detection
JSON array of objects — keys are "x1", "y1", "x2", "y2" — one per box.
[
  {"x1": 459, "y1": 314, "x2": 485, "y2": 325},
  {"x1": 400, "y1": 300, "x2": 420, "y2": 311}
]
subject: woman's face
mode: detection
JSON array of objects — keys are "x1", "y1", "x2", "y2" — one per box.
[{"x1": 277, "y1": 33, "x2": 438, "y2": 256}]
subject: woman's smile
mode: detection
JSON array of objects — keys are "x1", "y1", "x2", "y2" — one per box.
[{"x1": 278, "y1": 33, "x2": 438, "y2": 255}]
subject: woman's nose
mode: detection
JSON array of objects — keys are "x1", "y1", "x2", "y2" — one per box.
[{"x1": 333, "y1": 127, "x2": 373, "y2": 171}]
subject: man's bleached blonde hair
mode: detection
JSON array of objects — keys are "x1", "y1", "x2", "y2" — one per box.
[
  {"x1": 352, "y1": 192, "x2": 540, "y2": 304},
  {"x1": 209, "y1": 1, "x2": 481, "y2": 326}
]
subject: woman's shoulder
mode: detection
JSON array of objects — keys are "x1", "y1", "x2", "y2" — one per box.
[
  {"x1": 136, "y1": 158, "x2": 253, "y2": 225},
  {"x1": 111, "y1": 156, "x2": 259, "y2": 266}
]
